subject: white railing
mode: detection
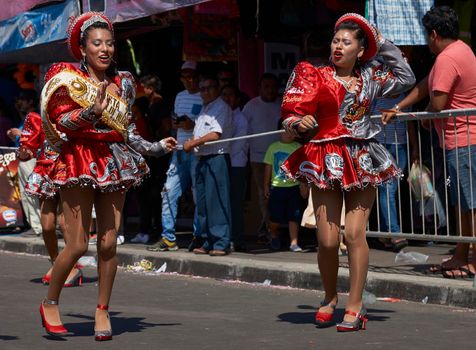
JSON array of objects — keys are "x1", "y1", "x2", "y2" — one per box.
[{"x1": 368, "y1": 108, "x2": 476, "y2": 243}]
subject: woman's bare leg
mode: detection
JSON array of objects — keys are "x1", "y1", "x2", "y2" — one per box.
[
  {"x1": 43, "y1": 186, "x2": 94, "y2": 326},
  {"x1": 40, "y1": 197, "x2": 59, "y2": 268},
  {"x1": 343, "y1": 187, "x2": 375, "y2": 321},
  {"x1": 289, "y1": 221, "x2": 299, "y2": 246},
  {"x1": 94, "y1": 190, "x2": 125, "y2": 331},
  {"x1": 313, "y1": 187, "x2": 343, "y2": 312}
]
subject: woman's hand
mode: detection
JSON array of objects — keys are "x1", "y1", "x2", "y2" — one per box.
[
  {"x1": 296, "y1": 115, "x2": 318, "y2": 133},
  {"x1": 92, "y1": 82, "x2": 109, "y2": 117},
  {"x1": 161, "y1": 137, "x2": 177, "y2": 152},
  {"x1": 6, "y1": 128, "x2": 21, "y2": 141},
  {"x1": 18, "y1": 147, "x2": 33, "y2": 160}
]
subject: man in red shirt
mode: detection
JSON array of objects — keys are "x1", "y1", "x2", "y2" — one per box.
[{"x1": 382, "y1": 6, "x2": 476, "y2": 279}]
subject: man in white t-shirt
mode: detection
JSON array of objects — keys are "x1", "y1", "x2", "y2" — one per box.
[
  {"x1": 145, "y1": 61, "x2": 203, "y2": 251},
  {"x1": 242, "y1": 73, "x2": 281, "y2": 241}
]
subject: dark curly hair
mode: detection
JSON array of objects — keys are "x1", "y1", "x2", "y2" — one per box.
[{"x1": 422, "y1": 6, "x2": 459, "y2": 40}]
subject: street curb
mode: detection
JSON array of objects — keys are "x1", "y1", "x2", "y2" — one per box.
[{"x1": 1, "y1": 235, "x2": 476, "y2": 309}]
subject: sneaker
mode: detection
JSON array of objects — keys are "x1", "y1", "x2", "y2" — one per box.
[
  {"x1": 147, "y1": 237, "x2": 178, "y2": 252},
  {"x1": 116, "y1": 234, "x2": 125, "y2": 245},
  {"x1": 270, "y1": 238, "x2": 281, "y2": 251},
  {"x1": 130, "y1": 233, "x2": 149, "y2": 244},
  {"x1": 289, "y1": 244, "x2": 303, "y2": 252}
]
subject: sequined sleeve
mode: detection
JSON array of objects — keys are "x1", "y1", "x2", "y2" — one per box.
[
  {"x1": 127, "y1": 122, "x2": 168, "y2": 157},
  {"x1": 44, "y1": 63, "x2": 98, "y2": 133},
  {"x1": 281, "y1": 61, "x2": 321, "y2": 133},
  {"x1": 19, "y1": 112, "x2": 43, "y2": 158},
  {"x1": 368, "y1": 40, "x2": 416, "y2": 97}
]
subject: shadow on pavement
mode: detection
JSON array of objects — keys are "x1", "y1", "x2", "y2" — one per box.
[
  {"x1": 0, "y1": 335, "x2": 19, "y2": 341},
  {"x1": 277, "y1": 306, "x2": 393, "y2": 325},
  {"x1": 65, "y1": 312, "x2": 181, "y2": 337}
]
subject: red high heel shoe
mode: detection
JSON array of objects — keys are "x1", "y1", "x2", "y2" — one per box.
[
  {"x1": 42, "y1": 264, "x2": 83, "y2": 286},
  {"x1": 315, "y1": 299, "x2": 338, "y2": 327},
  {"x1": 42, "y1": 274, "x2": 51, "y2": 285},
  {"x1": 95, "y1": 304, "x2": 112, "y2": 341},
  {"x1": 336, "y1": 307, "x2": 368, "y2": 332},
  {"x1": 39, "y1": 299, "x2": 68, "y2": 336},
  {"x1": 63, "y1": 268, "x2": 83, "y2": 288}
]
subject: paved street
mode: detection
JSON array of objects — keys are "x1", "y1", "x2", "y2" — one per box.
[{"x1": 1, "y1": 251, "x2": 475, "y2": 350}]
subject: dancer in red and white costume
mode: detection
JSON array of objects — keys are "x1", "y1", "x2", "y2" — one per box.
[
  {"x1": 19, "y1": 111, "x2": 83, "y2": 287},
  {"x1": 281, "y1": 13, "x2": 415, "y2": 331},
  {"x1": 37, "y1": 12, "x2": 176, "y2": 340}
]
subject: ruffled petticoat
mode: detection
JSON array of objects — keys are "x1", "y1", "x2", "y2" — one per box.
[
  {"x1": 281, "y1": 137, "x2": 401, "y2": 191},
  {"x1": 26, "y1": 139, "x2": 149, "y2": 197}
]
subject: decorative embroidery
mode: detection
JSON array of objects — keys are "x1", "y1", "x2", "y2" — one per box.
[
  {"x1": 283, "y1": 95, "x2": 304, "y2": 104},
  {"x1": 325, "y1": 153, "x2": 344, "y2": 178}
]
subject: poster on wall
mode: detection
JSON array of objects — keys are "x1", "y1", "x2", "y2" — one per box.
[
  {"x1": 0, "y1": 147, "x2": 24, "y2": 231},
  {"x1": 264, "y1": 42, "x2": 300, "y2": 94}
]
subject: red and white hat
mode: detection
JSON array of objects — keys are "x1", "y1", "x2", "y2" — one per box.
[
  {"x1": 334, "y1": 13, "x2": 379, "y2": 62},
  {"x1": 67, "y1": 12, "x2": 114, "y2": 60}
]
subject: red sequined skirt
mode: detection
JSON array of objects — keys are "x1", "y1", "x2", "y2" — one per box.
[
  {"x1": 281, "y1": 138, "x2": 401, "y2": 191},
  {"x1": 26, "y1": 139, "x2": 149, "y2": 197}
]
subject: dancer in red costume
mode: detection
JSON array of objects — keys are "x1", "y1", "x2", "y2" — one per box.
[
  {"x1": 281, "y1": 13, "x2": 415, "y2": 331},
  {"x1": 18, "y1": 111, "x2": 83, "y2": 287},
  {"x1": 36, "y1": 12, "x2": 176, "y2": 340}
]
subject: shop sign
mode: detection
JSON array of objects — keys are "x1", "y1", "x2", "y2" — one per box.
[
  {"x1": 0, "y1": 0, "x2": 79, "y2": 53},
  {"x1": 264, "y1": 42, "x2": 300, "y2": 94}
]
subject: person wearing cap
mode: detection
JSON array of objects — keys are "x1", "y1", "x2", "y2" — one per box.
[
  {"x1": 281, "y1": 13, "x2": 415, "y2": 331},
  {"x1": 147, "y1": 60, "x2": 203, "y2": 252},
  {"x1": 35, "y1": 12, "x2": 177, "y2": 340}
]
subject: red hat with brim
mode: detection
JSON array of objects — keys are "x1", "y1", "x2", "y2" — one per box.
[
  {"x1": 68, "y1": 12, "x2": 114, "y2": 60},
  {"x1": 334, "y1": 13, "x2": 378, "y2": 63}
]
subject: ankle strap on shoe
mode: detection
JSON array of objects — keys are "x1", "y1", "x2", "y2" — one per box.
[
  {"x1": 44, "y1": 298, "x2": 59, "y2": 305},
  {"x1": 344, "y1": 310, "x2": 357, "y2": 317},
  {"x1": 97, "y1": 304, "x2": 109, "y2": 310}
]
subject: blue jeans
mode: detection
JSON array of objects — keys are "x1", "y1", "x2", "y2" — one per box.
[
  {"x1": 379, "y1": 144, "x2": 407, "y2": 233},
  {"x1": 195, "y1": 154, "x2": 231, "y2": 250},
  {"x1": 161, "y1": 151, "x2": 200, "y2": 241}
]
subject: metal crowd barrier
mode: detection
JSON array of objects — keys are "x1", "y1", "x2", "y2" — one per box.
[{"x1": 368, "y1": 108, "x2": 476, "y2": 243}]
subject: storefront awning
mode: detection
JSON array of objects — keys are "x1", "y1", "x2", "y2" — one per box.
[
  {"x1": 0, "y1": 0, "x2": 80, "y2": 63},
  {"x1": 0, "y1": 0, "x2": 212, "y2": 63},
  {"x1": 0, "y1": 0, "x2": 60, "y2": 22},
  {"x1": 82, "y1": 0, "x2": 212, "y2": 24}
]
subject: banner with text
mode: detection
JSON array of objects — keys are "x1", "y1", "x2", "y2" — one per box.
[{"x1": 0, "y1": 0, "x2": 79, "y2": 53}]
